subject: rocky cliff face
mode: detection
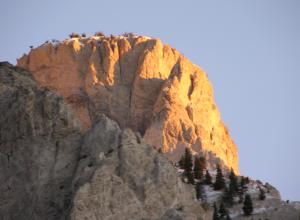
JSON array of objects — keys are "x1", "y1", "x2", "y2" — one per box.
[
  {"x1": 0, "y1": 62, "x2": 206, "y2": 219},
  {"x1": 17, "y1": 35, "x2": 238, "y2": 173}
]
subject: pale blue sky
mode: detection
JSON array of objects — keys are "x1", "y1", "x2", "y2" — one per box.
[{"x1": 1, "y1": 0, "x2": 299, "y2": 200}]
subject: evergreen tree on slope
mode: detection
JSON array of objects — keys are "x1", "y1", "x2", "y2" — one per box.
[
  {"x1": 214, "y1": 164, "x2": 226, "y2": 190},
  {"x1": 243, "y1": 194, "x2": 253, "y2": 216},
  {"x1": 194, "y1": 156, "x2": 206, "y2": 179},
  {"x1": 204, "y1": 170, "x2": 212, "y2": 185},
  {"x1": 213, "y1": 203, "x2": 220, "y2": 220}
]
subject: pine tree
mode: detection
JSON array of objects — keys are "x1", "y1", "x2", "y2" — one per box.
[
  {"x1": 229, "y1": 168, "x2": 239, "y2": 194},
  {"x1": 240, "y1": 176, "x2": 248, "y2": 191},
  {"x1": 237, "y1": 188, "x2": 244, "y2": 203},
  {"x1": 183, "y1": 148, "x2": 194, "y2": 184},
  {"x1": 195, "y1": 182, "x2": 203, "y2": 200},
  {"x1": 213, "y1": 203, "x2": 220, "y2": 220},
  {"x1": 199, "y1": 157, "x2": 206, "y2": 175},
  {"x1": 226, "y1": 213, "x2": 231, "y2": 220},
  {"x1": 194, "y1": 156, "x2": 206, "y2": 180},
  {"x1": 193, "y1": 157, "x2": 201, "y2": 179},
  {"x1": 244, "y1": 177, "x2": 250, "y2": 184},
  {"x1": 218, "y1": 202, "x2": 228, "y2": 218},
  {"x1": 214, "y1": 164, "x2": 226, "y2": 190},
  {"x1": 204, "y1": 170, "x2": 212, "y2": 185},
  {"x1": 187, "y1": 170, "x2": 195, "y2": 184},
  {"x1": 178, "y1": 155, "x2": 185, "y2": 169},
  {"x1": 223, "y1": 168, "x2": 238, "y2": 207},
  {"x1": 243, "y1": 194, "x2": 253, "y2": 216},
  {"x1": 238, "y1": 177, "x2": 246, "y2": 203},
  {"x1": 183, "y1": 148, "x2": 193, "y2": 173},
  {"x1": 223, "y1": 185, "x2": 234, "y2": 207},
  {"x1": 178, "y1": 148, "x2": 194, "y2": 184},
  {"x1": 259, "y1": 188, "x2": 266, "y2": 200}
]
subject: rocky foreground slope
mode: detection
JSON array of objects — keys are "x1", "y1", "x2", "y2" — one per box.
[
  {"x1": 17, "y1": 34, "x2": 238, "y2": 173},
  {"x1": 199, "y1": 177, "x2": 300, "y2": 220},
  {"x1": 0, "y1": 62, "x2": 206, "y2": 220}
]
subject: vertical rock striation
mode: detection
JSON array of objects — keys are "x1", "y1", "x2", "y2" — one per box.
[{"x1": 17, "y1": 35, "x2": 238, "y2": 173}]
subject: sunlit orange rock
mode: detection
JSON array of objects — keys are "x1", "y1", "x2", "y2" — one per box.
[{"x1": 17, "y1": 35, "x2": 239, "y2": 173}]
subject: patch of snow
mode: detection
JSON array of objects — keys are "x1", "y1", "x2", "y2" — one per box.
[
  {"x1": 291, "y1": 201, "x2": 300, "y2": 210},
  {"x1": 177, "y1": 168, "x2": 184, "y2": 174},
  {"x1": 203, "y1": 185, "x2": 223, "y2": 203},
  {"x1": 229, "y1": 210, "x2": 242, "y2": 218},
  {"x1": 253, "y1": 207, "x2": 268, "y2": 214},
  {"x1": 266, "y1": 194, "x2": 275, "y2": 199}
]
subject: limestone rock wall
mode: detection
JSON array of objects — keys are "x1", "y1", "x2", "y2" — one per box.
[
  {"x1": 0, "y1": 62, "x2": 82, "y2": 219},
  {"x1": 71, "y1": 128, "x2": 205, "y2": 220},
  {"x1": 0, "y1": 62, "x2": 206, "y2": 219},
  {"x1": 17, "y1": 35, "x2": 238, "y2": 173}
]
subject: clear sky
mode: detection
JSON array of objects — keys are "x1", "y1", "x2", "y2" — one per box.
[{"x1": 1, "y1": 0, "x2": 299, "y2": 200}]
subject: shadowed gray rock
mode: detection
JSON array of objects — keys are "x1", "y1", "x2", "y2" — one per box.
[
  {"x1": 0, "y1": 62, "x2": 205, "y2": 220},
  {"x1": 0, "y1": 62, "x2": 82, "y2": 220},
  {"x1": 71, "y1": 128, "x2": 204, "y2": 220}
]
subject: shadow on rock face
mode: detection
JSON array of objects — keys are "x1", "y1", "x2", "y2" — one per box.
[{"x1": 0, "y1": 63, "x2": 205, "y2": 220}]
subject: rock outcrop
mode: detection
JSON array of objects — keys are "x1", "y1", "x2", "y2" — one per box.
[
  {"x1": 0, "y1": 62, "x2": 82, "y2": 219},
  {"x1": 71, "y1": 128, "x2": 204, "y2": 220},
  {"x1": 0, "y1": 62, "x2": 206, "y2": 219},
  {"x1": 17, "y1": 35, "x2": 238, "y2": 173}
]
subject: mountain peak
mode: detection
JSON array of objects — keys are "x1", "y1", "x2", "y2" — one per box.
[{"x1": 17, "y1": 34, "x2": 239, "y2": 173}]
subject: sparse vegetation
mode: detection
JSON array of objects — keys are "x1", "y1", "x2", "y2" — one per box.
[
  {"x1": 182, "y1": 148, "x2": 194, "y2": 184},
  {"x1": 229, "y1": 168, "x2": 239, "y2": 193},
  {"x1": 95, "y1": 31, "x2": 105, "y2": 37},
  {"x1": 226, "y1": 213, "x2": 231, "y2": 220},
  {"x1": 187, "y1": 171, "x2": 195, "y2": 184},
  {"x1": 222, "y1": 168, "x2": 239, "y2": 207},
  {"x1": 123, "y1": 32, "x2": 135, "y2": 38},
  {"x1": 204, "y1": 170, "x2": 212, "y2": 185},
  {"x1": 195, "y1": 182, "x2": 204, "y2": 200},
  {"x1": 259, "y1": 188, "x2": 266, "y2": 200},
  {"x1": 214, "y1": 164, "x2": 226, "y2": 190},
  {"x1": 177, "y1": 148, "x2": 194, "y2": 184},
  {"x1": 240, "y1": 176, "x2": 249, "y2": 191},
  {"x1": 178, "y1": 155, "x2": 185, "y2": 169},
  {"x1": 109, "y1": 34, "x2": 116, "y2": 39},
  {"x1": 175, "y1": 150, "x2": 274, "y2": 218},
  {"x1": 218, "y1": 202, "x2": 229, "y2": 218},
  {"x1": 243, "y1": 194, "x2": 253, "y2": 216},
  {"x1": 69, "y1": 33, "x2": 80, "y2": 38},
  {"x1": 81, "y1": 33, "x2": 86, "y2": 37},
  {"x1": 213, "y1": 203, "x2": 220, "y2": 220},
  {"x1": 193, "y1": 156, "x2": 206, "y2": 180},
  {"x1": 223, "y1": 185, "x2": 234, "y2": 207},
  {"x1": 238, "y1": 188, "x2": 244, "y2": 203}
]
